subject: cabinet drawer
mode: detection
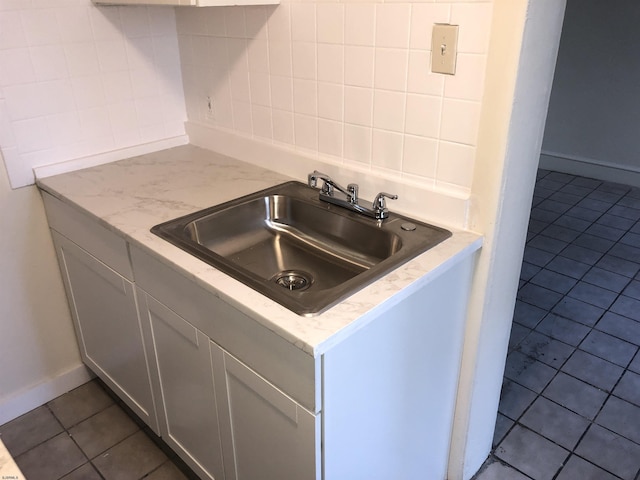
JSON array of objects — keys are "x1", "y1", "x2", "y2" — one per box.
[
  {"x1": 130, "y1": 244, "x2": 318, "y2": 412},
  {"x1": 42, "y1": 192, "x2": 133, "y2": 280}
]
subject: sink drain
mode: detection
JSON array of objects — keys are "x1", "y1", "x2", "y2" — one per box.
[{"x1": 273, "y1": 270, "x2": 313, "y2": 291}]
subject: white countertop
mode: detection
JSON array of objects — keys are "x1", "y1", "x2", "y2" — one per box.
[
  {"x1": 37, "y1": 145, "x2": 482, "y2": 356},
  {"x1": 0, "y1": 439, "x2": 23, "y2": 479}
]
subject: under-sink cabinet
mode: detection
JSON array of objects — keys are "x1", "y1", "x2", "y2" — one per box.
[
  {"x1": 45, "y1": 198, "x2": 160, "y2": 434},
  {"x1": 42, "y1": 191, "x2": 319, "y2": 480},
  {"x1": 137, "y1": 290, "x2": 318, "y2": 480},
  {"x1": 41, "y1": 186, "x2": 476, "y2": 480},
  {"x1": 131, "y1": 244, "x2": 320, "y2": 480}
]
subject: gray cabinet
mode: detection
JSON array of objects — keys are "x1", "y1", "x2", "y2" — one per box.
[
  {"x1": 138, "y1": 292, "x2": 225, "y2": 480},
  {"x1": 50, "y1": 230, "x2": 159, "y2": 433},
  {"x1": 212, "y1": 346, "x2": 319, "y2": 480},
  {"x1": 135, "y1": 284, "x2": 319, "y2": 480},
  {"x1": 42, "y1": 188, "x2": 474, "y2": 480}
]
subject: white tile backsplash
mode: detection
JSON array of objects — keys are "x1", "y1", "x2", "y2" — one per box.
[
  {"x1": 0, "y1": 1, "x2": 187, "y2": 189},
  {"x1": 0, "y1": 49, "x2": 35, "y2": 86},
  {"x1": 437, "y1": 140, "x2": 475, "y2": 193},
  {"x1": 345, "y1": 86, "x2": 373, "y2": 127},
  {"x1": 405, "y1": 93, "x2": 441, "y2": 138},
  {"x1": 178, "y1": 0, "x2": 491, "y2": 195},
  {"x1": 272, "y1": 109, "x2": 294, "y2": 144},
  {"x1": 373, "y1": 90, "x2": 405, "y2": 133},
  {"x1": 317, "y1": 44, "x2": 344, "y2": 84},
  {"x1": 345, "y1": 4, "x2": 375, "y2": 47},
  {"x1": 440, "y1": 98, "x2": 481, "y2": 146},
  {"x1": 317, "y1": 4, "x2": 344, "y2": 45},
  {"x1": 292, "y1": 41, "x2": 317, "y2": 80},
  {"x1": 293, "y1": 78, "x2": 317, "y2": 116},
  {"x1": 372, "y1": 128, "x2": 403, "y2": 171},
  {"x1": 317, "y1": 82, "x2": 343, "y2": 122},
  {"x1": 375, "y1": 4, "x2": 411, "y2": 49},
  {"x1": 374, "y1": 48, "x2": 408, "y2": 92},
  {"x1": 318, "y1": 118, "x2": 343, "y2": 158},
  {"x1": 345, "y1": 45, "x2": 375, "y2": 88},
  {"x1": 409, "y1": 4, "x2": 451, "y2": 50},
  {"x1": 271, "y1": 75, "x2": 293, "y2": 111},
  {"x1": 224, "y1": 7, "x2": 246, "y2": 38},
  {"x1": 344, "y1": 123, "x2": 372, "y2": 165},
  {"x1": 291, "y1": 4, "x2": 316, "y2": 43},
  {"x1": 21, "y1": 9, "x2": 62, "y2": 46},
  {"x1": 57, "y1": 7, "x2": 94, "y2": 44},
  {"x1": 294, "y1": 113, "x2": 318, "y2": 150},
  {"x1": 403, "y1": 134, "x2": 437, "y2": 179}
]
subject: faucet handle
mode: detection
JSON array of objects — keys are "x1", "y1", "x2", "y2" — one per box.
[
  {"x1": 347, "y1": 184, "x2": 358, "y2": 204},
  {"x1": 308, "y1": 171, "x2": 334, "y2": 193},
  {"x1": 308, "y1": 170, "x2": 324, "y2": 188},
  {"x1": 373, "y1": 192, "x2": 398, "y2": 219},
  {"x1": 374, "y1": 192, "x2": 398, "y2": 208}
]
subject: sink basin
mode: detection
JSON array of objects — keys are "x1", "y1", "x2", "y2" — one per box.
[{"x1": 151, "y1": 181, "x2": 451, "y2": 316}]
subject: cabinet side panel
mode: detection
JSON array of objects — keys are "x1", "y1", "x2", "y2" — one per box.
[{"x1": 322, "y1": 257, "x2": 474, "y2": 480}]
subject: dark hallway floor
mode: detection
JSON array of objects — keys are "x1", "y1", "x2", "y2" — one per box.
[{"x1": 475, "y1": 170, "x2": 640, "y2": 480}]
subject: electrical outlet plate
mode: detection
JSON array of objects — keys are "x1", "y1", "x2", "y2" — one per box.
[
  {"x1": 205, "y1": 95, "x2": 215, "y2": 121},
  {"x1": 431, "y1": 24, "x2": 459, "y2": 75}
]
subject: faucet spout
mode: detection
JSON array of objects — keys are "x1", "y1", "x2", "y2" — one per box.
[
  {"x1": 307, "y1": 171, "x2": 397, "y2": 220},
  {"x1": 308, "y1": 171, "x2": 357, "y2": 204}
]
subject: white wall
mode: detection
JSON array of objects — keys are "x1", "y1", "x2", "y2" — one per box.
[
  {"x1": 0, "y1": 0, "x2": 187, "y2": 188},
  {"x1": 541, "y1": 0, "x2": 640, "y2": 184},
  {"x1": 176, "y1": 0, "x2": 493, "y2": 198},
  {"x1": 0, "y1": 152, "x2": 91, "y2": 425},
  {"x1": 450, "y1": 1, "x2": 567, "y2": 478},
  {"x1": 0, "y1": 0, "x2": 187, "y2": 424}
]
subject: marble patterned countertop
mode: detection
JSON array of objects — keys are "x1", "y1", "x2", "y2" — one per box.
[{"x1": 36, "y1": 145, "x2": 482, "y2": 356}]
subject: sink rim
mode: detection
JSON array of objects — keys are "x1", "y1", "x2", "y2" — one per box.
[{"x1": 151, "y1": 181, "x2": 451, "y2": 316}]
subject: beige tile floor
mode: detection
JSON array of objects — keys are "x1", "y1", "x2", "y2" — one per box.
[{"x1": 0, "y1": 380, "x2": 193, "y2": 480}]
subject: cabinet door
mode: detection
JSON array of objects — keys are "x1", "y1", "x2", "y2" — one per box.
[
  {"x1": 141, "y1": 293, "x2": 225, "y2": 480},
  {"x1": 52, "y1": 231, "x2": 158, "y2": 433},
  {"x1": 212, "y1": 345, "x2": 320, "y2": 480}
]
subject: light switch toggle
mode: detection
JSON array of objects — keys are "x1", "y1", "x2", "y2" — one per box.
[{"x1": 431, "y1": 24, "x2": 459, "y2": 75}]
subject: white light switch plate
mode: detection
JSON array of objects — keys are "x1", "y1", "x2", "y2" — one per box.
[{"x1": 431, "y1": 24, "x2": 458, "y2": 75}]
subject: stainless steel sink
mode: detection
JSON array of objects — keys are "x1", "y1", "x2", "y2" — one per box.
[{"x1": 151, "y1": 181, "x2": 451, "y2": 316}]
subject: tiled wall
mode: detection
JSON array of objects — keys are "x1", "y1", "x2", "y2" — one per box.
[
  {"x1": 0, "y1": 0, "x2": 187, "y2": 188},
  {"x1": 177, "y1": 0, "x2": 492, "y2": 196}
]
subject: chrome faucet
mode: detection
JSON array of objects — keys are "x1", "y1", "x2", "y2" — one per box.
[{"x1": 307, "y1": 170, "x2": 397, "y2": 220}]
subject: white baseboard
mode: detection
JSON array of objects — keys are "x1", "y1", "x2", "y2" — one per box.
[
  {"x1": 540, "y1": 151, "x2": 640, "y2": 188},
  {"x1": 0, "y1": 364, "x2": 93, "y2": 426}
]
